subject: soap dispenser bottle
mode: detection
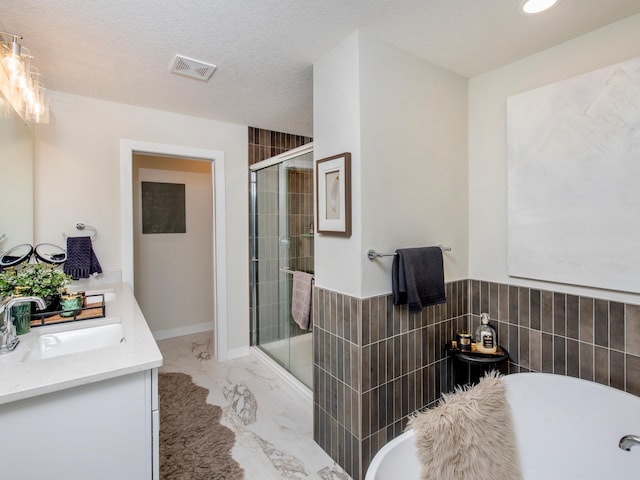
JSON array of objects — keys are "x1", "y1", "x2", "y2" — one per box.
[{"x1": 475, "y1": 313, "x2": 497, "y2": 354}]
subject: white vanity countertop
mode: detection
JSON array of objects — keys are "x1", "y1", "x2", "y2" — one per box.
[{"x1": 0, "y1": 281, "x2": 163, "y2": 405}]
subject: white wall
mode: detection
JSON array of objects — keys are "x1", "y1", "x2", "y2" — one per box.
[
  {"x1": 33, "y1": 91, "x2": 250, "y2": 350},
  {"x1": 313, "y1": 32, "x2": 363, "y2": 297},
  {"x1": 314, "y1": 31, "x2": 468, "y2": 298},
  {"x1": 469, "y1": 13, "x2": 640, "y2": 304},
  {"x1": 359, "y1": 32, "x2": 468, "y2": 296}
]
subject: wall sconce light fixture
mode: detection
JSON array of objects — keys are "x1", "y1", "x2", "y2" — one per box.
[{"x1": 0, "y1": 31, "x2": 49, "y2": 123}]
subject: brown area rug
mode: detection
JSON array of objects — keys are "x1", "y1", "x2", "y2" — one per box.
[{"x1": 160, "y1": 372, "x2": 244, "y2": 479}]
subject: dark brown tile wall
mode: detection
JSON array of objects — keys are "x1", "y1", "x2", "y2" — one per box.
[
  {"x1": 314, "y1": 278, "x2": 640, "y2": 479},
  {"x1": 248, "y1": 126, "x2": 312, "y2": 166},
  {"x1": 313, "y1": 280, "x2": 468, "y2": 480},
  {"x1": 469, "y1": 280, "x2": 640, "y2": 397},
  {"x1": 287, "y1": 168, "x2": 314, "y2": 337},
  {"x1": 287, "y1": 168, "x2": 314, "y2": 275}
]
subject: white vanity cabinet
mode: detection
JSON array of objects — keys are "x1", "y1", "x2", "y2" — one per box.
[
  {"x1": 0, "y1": 368, "x2": 159, "y2": 479},
  {"x1": 0, "y1": 282, "x2": 163, "y2": 479}
]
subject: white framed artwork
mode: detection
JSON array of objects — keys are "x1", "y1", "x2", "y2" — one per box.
[{"x1": 316, "y1": 152, "x2": 351, "y2": 236}]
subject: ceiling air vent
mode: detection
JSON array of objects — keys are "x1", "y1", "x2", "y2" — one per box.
[{"x1": 170, "y1": 55, "x2": 216, "y2": 82}]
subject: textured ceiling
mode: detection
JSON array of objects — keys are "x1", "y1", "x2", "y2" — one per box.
[{"x1": 2, "y1": 1, "x2": 640, "y2": 136}]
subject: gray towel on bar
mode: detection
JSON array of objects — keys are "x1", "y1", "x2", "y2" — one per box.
[
  {"x1": 64, "y1": 236, "x2": 103, "y2": 280},
  {"x1": 291, "y1": 271, "x2": 313, "y2": 330},
  {"x1": 392, "y1": 247, "x2": 446, "y2": 313}
]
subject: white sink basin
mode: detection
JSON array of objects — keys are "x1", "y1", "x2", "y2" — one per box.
[{"x1": 24, "y1": 323, "x2": 125, "y2": 361}]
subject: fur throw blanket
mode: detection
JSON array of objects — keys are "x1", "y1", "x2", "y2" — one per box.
[{"x1": 407, "y1": 371, "x2": 522, "y2": 480}]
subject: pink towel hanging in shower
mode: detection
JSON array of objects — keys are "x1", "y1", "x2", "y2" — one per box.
[{"x1": 291, "y1": 271, "x2": 313, "y2": 330}]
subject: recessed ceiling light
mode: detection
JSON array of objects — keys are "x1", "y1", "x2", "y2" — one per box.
[{"x1": 519, "y1": 0, "x2": 558, "y2": 15}]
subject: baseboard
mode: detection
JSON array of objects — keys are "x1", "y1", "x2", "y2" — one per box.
[
  {"x1": 250, "y1": 346, "x2": 313, "y2": 403},
  {"x1": 152, "y1": 322, "x2": 213, "y2": 341},
  {"x1": 225, "y1": 345, "x2": 250, "y2": 360}
]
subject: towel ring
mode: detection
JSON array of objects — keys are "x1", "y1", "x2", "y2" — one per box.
[{"x1": 62, "y1": 223, "x2": 97, "y2": 241}]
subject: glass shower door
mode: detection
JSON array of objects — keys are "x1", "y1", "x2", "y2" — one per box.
[{"x1": 250, "y1": 148, "x2": 314, "y2": 388}]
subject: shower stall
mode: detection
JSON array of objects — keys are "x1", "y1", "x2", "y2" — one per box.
[{"x1": 250, "y1": 143, "x2": 314, "y2": 389}]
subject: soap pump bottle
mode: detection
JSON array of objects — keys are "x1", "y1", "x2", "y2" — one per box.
[{"x1": 475, "y1": 313, "x2": 497, "y2": 354}]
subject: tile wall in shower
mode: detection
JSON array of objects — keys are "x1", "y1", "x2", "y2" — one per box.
[
  {"x1": 287, "y1": 168, "x2": 314, "y2": 337},
  {"x1": 248, "y1": 126, "x2": 312, "y2": 344},
  {"x1": 253, "y1": 165, "x2": 280, "y2": 343},
  {"x1": 248, "y1": 126, "x2": 312, "y2": 166}
]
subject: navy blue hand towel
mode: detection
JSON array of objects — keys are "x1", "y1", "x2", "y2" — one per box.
[
  {"x1": 392, "y1": 247, "x2": 446, "y2": 313},
  {"x1": 64, "y1": 236, "x2": 103, "y2": 280}
]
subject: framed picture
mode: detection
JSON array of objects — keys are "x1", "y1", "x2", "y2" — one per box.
[
  {"x1": 316, "y1": 152, "x2": 351, "y2": 236},
  {"x1": 141, "y1": 181, "x2": 186, "y2": 234}
]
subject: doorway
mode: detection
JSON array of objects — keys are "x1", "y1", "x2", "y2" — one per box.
[
  {"x1": 120, "y1": 140, "x2": 229, "y2": 360},
  {"x1": 132, "y1": 154, "x2": 213, "y2": 338}
]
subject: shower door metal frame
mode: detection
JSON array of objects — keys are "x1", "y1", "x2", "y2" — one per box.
[{"x1": 250, "y1": 169, "x2": 259, "y2": 346}]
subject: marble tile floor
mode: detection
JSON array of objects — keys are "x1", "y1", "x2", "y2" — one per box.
[{"x1": 157, "y1": 332, "x2": 351, "y2": 480}]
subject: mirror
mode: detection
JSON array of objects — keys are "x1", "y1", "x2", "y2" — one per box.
[{"x1": 0, "y1": 90, "x2": 34, "y2": 253}]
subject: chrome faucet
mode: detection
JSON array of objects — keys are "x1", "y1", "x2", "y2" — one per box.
[
  {"x1": 0, "y1": 296, "x2": 47, "y2": 354},
  {"x1": 619, "y1": 435, "x2": 640, "y2": 451}
]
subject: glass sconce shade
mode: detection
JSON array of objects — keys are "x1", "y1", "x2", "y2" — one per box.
[
  {"x1": 1, "y1": 39, "x2": 22, "y2": 75},
  {"x1": 0, "y1": 33, "x2": 48, "y2": 124}
]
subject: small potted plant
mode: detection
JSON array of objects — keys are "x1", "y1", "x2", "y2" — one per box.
[{"x1": 0, "y1": 263, "x2": 72, "y2": 310}]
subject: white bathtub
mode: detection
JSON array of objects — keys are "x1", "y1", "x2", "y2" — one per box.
[{"x1": 366, "y1": 373, "x2": 640, "y2": 479}]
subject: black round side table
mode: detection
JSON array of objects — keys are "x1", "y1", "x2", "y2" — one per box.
[{"x1": 446, "y1": 342, "x2": 509, "y2": 388}]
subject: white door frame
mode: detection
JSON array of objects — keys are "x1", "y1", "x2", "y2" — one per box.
[{"x1": 120, "y1": 139, "x2": 228, "y2": 361}]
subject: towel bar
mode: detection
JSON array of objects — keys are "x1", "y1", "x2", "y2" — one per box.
[
  {"x1": 279, "y1": 267, "x2": 315, "y2": 279},
  {"x1": 367, "y1": 245, "x2": 451, "y2": 261}
]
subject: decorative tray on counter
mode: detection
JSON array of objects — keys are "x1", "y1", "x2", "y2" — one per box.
[
  {"x1": 30, "y1": 293, "x2": 106, "y2": 327},
  {"x1": 446, "y1": 341, "x2": 509, "y2": 364}
]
